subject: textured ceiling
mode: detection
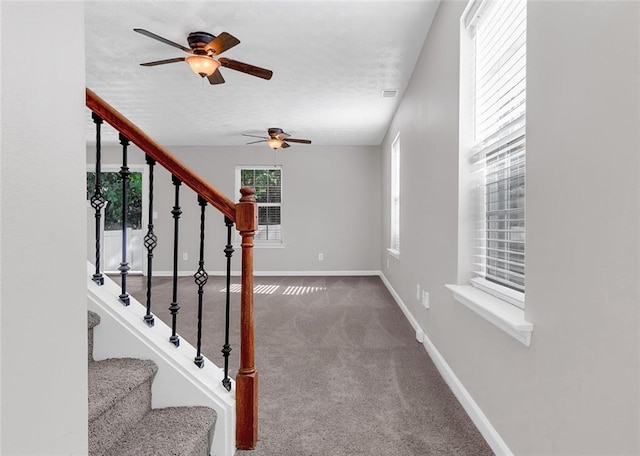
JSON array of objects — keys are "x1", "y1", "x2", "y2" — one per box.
[{"x1": 85, "y1": 1, "x2": 440, "y2": 146}]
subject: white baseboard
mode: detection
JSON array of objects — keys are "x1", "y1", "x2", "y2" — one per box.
[
  {"x1": 252, "y1": 270, "x2": 381, "y2": 277},
  {"x1": 420, "y1": 334, "x2": 512, "y2": 455},
  {"x1": 378, "y1": 274, "x2": 425, "y2": 342},
  {"x1": 152, "y1": 270, "x2": 201, "y2": 277},
  {"x1": 378, "y1": 272, "x2": 512, "y2": 456},
  {"x1": 153, "y1": 270, "x2": 381, "y2": 277}
]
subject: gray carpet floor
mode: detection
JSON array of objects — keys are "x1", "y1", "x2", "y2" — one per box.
[{"x1": 124, "y1": 274, "x2": 494, "y2": 456}]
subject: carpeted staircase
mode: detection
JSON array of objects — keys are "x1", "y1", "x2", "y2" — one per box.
[{"x1": 87, "y1": 311, "x2": 217, "y2": 456}]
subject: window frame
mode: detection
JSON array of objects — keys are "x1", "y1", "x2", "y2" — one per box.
[
  {"x1": 448, "y1": 0, "x2": 532, "y2": 346},
  {"x1": 235, "y1": 165, "x2": 284, "y2": 247},
  {"x1": 388, "y1": 132, "x2": 401, "y2": 258},
  {"x1": 465, "y1": 0, "x2": 527, "y2": 307}
]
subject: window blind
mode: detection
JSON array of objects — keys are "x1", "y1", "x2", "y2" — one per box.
[
  {"x1": 239, "y1": 167, "x2": 283, "y2": 242},
  {"x1": 466, "y1": 0, "x2": 527, "y2": 296}
]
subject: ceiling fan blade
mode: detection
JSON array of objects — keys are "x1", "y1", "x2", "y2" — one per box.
[
  {"x1": 218, "y1": 57, "x2": 273, "y2": 80},
  {"x1": 140, "y1": 57, "x2": 186, "y2": 67},
  {"x1": 281, "y1": 142, "x2": 291, "y2": 149},
  {"x1": 134, "y1": 28, "x2": 191, "y2": 53},
  {"x1": 242, "y1": 134, "x2": 269, "y2": 139},
  {"x1": 284, "y1": 138, "x2": 312, "y2": 144},
  {"x1": 207, "y1": 68, "x2": 225, "y2": 85},
  {"x1": 205, "y1": 32, "x2": 241, "y2": 55},
  {"x1": 246, "y1": 140, "x2": 267, "y2": 145}
]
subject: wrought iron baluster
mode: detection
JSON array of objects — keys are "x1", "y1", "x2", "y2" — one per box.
[
  {"x1": 222, "y1": 216, "x2": 234, "y2": 391},
  {"x1": 194, "y1": 196, "x2": 209, "y2": 368},
  {"x1": 143, "y1": 154, "x2": 157, "y2": 327},
  {"x1": 169, "y1": 175, "x2": 182, "y2": 346},
  {"x1": 90, "y1": 112, "x2": 107, "y2": 285},
  {"x1": 118, "y1": 134, "x2": 131, "y2": 306}
]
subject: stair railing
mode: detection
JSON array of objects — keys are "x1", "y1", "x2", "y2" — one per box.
[{"x1": 86, "y1": 88, "x2": 259, "y2": 450}]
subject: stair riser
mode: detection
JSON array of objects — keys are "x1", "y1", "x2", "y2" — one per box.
[
  {"x1": 89, "y1": 378, "x2": 153, "y2": 456},
  {"x1": 102, "y1": 407, "x2": 216, "y2": 456},
  {"x1": 189, "y1": 437, "x2": 210, "y2": 456},
  {"x1": 88, "y1": 328, "x2": 95, "y2": 362},
  {"x1": 189, "y1": 429, "x2": 213, "y2": 456},
  {"x1": 87, "y1": 310, "x2": 101, "y2": 362},
  {"x1": 105, "y1": 429, "x2": 211, "y2": 456}
]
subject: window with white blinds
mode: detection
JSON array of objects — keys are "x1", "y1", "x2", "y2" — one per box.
[
  {"x1": 237, "y1": 166, "x2": 283, "y2": 243},
  {"x1": 390, "y1": 133, "x2": 401, "y2": 254},
  {"x1": 465, "y1": 0, "x2": 527, "y2": 302}
]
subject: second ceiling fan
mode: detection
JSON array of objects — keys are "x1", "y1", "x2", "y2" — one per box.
[
  {"x1": 244, "y1": 128, "x2": 312, "y2": 149},
  {"x1": 134, "y1": 28, "x2": 273, "y2": 84}
]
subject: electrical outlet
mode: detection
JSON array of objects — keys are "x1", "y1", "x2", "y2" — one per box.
[
  {"x1": 416, "y1": 284, "x2": 421, "y2": 301},
  {"x1": 182, "y1": 252, "x2": 188, "y2": 261},
  {"x1": 318, "y1": 253, "x2": 324, "y2": 261},
  {"x1": 422, "y1": 290, "x2": 430, "y2": 309},
  {"x1": 153, "y1": 211, "x2": 158, "y2": 220},
  {"x1": 386, "y1": 259, "x2": 390, "y2": 269}
]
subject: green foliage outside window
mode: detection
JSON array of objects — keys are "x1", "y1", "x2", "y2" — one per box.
[
  {"x1": 240, "y1": 169, "x2": 281, "y2": 204},
  {"x1": 87, "y1": 172, "x2": 142, "y2": 230}
]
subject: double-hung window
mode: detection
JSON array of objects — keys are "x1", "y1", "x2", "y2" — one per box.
[
  {"x1": 389, "y1": 133, "x2": 401, "y2": 256},
  {"x1": 236, "y1": 166, "x2": 283, "y2": 244},
  {"x1": 465, "y1": 0, "x2": 527, "y2": 306}
]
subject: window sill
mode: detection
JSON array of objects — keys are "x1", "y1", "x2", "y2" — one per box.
[
  {"x1": 253, "y1": 243, "x2": 285, "y2": 249},
  {"x1": 387, "y1": 248, "x2": 400, "y2": 259},
  {"x1": 445, "y1": 284, "x2": 532, "y2": 346}
]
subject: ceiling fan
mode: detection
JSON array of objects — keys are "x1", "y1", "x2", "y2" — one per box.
[
  {"x1": 133, "y1": 28, "x2": 273, "y2": 84},
  {"x1": 243, "y1": 128, "x2": 312, "y2": 149}
]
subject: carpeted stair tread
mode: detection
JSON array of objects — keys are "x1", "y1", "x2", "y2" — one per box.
[
  {"x1": 87, "y1": 311, "x2": 101, "y2": 361},
  {"x1": 88, "y1": 358, "x2": 158, "y2": 422},
  {"x1": 87, "y1": 310, "x2": 101, "y2": 330},
  {"x1": 103, "y1": 406, "x2": 216, "y2": 456}
]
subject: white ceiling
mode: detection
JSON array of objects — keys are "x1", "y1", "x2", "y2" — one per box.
[{"x1": 85, "y1": 1, "x2": 440, "y2": 147}]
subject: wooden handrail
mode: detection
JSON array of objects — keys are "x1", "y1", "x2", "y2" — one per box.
[
  {"x1": 86, "y1": 88, "x2": 236, "y2": 221},
  {"x1": 86, "y1": 87, "x2": 259, "y2": 450}
]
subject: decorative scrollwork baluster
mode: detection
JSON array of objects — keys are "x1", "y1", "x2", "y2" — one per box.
[
  {"x1": 118, "y1": 133, "x2": 131, "y2": 306},
  {"x1": 143, "y1": 154, "x2": 157, "y2": 327},
  {"x1": 222, "y1": 216, "x2": 234, "y2": 391},
  {"x1": 90, "y1": 112, "x2": 106, "y2": 286},
  {"x1": 169, "y1": 175, "x2": 182, "y2": 347},
  {"x1": 194, "y1": 196, "x2": 209, "y2": 368}
]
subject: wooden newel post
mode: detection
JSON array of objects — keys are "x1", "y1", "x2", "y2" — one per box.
[{"x1": 235, "y1": 186, "x2": 258, "y2": 450}]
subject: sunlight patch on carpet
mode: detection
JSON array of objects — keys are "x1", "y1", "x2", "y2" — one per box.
[
  {"x1": 221, "y1": 284, "x2": 326, "y2": 295},
  {"x1": 282, "y1": 286, "x2": 326, "y2": 295}
]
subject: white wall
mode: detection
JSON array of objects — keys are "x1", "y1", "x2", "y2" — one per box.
[
  {"x1": 1, "y1": 2, "x2": 88, "y2": 455},
  {"x1": 88, "y1": 144, "x2": 382, "y2": 274},
  {"x1": 381, "y1": 1, "x2": 640, "y2": 454}
]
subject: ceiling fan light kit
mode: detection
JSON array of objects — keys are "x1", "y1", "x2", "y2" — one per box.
[
  {"x1": 266, "y1": 138, "x2": 284, "y2": 149},
  {"x1": 243, "y1": 128, "x2": 312, "y2": 150},
  {"x1": 185, "y1": 54, "x2": 220, "y2": 77}
]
